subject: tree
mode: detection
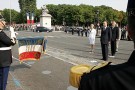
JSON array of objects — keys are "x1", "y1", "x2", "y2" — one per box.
[
  {"x1": 35, "y1": 9, "x2": 42, "y2": 23},
  {"x1": 2, "y1": 9, "x2": 20, "y2": 23},
  {"x1": 46, "y1": 4, "x2": 127, "y2": 26},
  {"x1": 18, "y1": 0, "x2": 37, "y2": 23},
  {"x1": 19, "y1": 0, "x2": 37, "y2": 12}
]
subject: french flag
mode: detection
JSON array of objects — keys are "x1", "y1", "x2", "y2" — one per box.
[
  {"x1": 26, "y1": 12, "x2": 30, "y2": 24},
  {"x1": 31, "y1": 12, "x2": 34, "y2": 24},
  {"x1": 17, "y1": 37, "x2": 47, "y2": 61}
]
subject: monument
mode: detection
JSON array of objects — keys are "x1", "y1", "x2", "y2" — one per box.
[{"x1": 40, "y1": 5, "x2": 52, "y2": 29}]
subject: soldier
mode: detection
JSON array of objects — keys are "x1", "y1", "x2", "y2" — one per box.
[
  {"x1": 79, "y1": 0, "x2": 135, "y2": 90},
  {"x1": 0, "y1": 17, "x2": 16, "y2": 90}
]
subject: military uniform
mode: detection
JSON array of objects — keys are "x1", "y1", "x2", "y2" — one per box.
[
  {"x1": 79, "y1": 50, "x2": 135, "y2": 90},
  {"x1": 0, "y1": 29, "x2": 16, "y2": 90}
]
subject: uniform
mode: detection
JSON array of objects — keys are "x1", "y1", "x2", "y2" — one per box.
[
  {"x1": 79, "y1": 50, "x2": 135, "y2": 90},
  {"x1": 0, "y1": 29, "x2": 16, "y2": 90}
]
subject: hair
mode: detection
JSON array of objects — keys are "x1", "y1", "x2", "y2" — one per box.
[
  {"x1": 103, "y1": 21, "x2": 108, "y2": 23},
  {"x1": 90, "y1": 24, "x2": 95, "y2": 29}
]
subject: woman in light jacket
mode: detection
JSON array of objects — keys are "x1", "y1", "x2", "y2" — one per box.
[{"x1": 88, "y1": 24, "x2": 97, "y2": 53}]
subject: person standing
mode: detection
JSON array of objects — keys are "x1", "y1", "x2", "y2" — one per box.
[
  {"x1": 71, "y1": 27, "x2": 74, "y2": 35},
  {"x1": 109, "y1": 21, "x2": 119, "y2": 57},
  {"x1": 116, "y1": 23, "x2": 121, "y2": 52},
  {"x1": 77, "y1": 28, "x2": 80, "y2": 36},
  {"x1": 85, "y1": 27, "x2": 88, "y2": 37},
  {"x1": 0, "y1": 20, "x2": 16, "y2": 90},
  {"x1": 88, "y1": 24, "x2": 96, "y2": 53},
  {"x1": 81, "y1": 27, "x2": 84, "y2": 37},
  {"x1": 100, "y1": 21, "x2": 112, "y2": 60},
  {"x1": 96, "y1": 23, "x2": 101, "y2": 36}
]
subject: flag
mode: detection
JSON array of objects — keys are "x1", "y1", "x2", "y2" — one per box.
[{"x1": 17, "y1": 37, "x2": 47, "y2": 61}]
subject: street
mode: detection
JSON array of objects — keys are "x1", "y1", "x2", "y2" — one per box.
[{"x1": 6, "y1": 31, "x2": 133, "y2": 90}]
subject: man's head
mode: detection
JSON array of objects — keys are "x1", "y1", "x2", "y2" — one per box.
[
  {"x1": 116, "y1": 23, "x2": 119, "y2": 27},
  {"x1": 127, "y1": 0, "x2": 135, "y2": 44},
  {"x1": 0, "y1": 21, "x2": 5, "y2": 30},
  {"x1": 90, "y1": 24, "x2": 94, "y2": 29},
  {"x1": 103, "y1": 21, "x2": 108, "y2": 27},
  {"x1": 111, "y1": 21, "x2": 116, "y2": 27},
  {"x1": 0, "y1": 14, "x2": 5, "y2": 30}
]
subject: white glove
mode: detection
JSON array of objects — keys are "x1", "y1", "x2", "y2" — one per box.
[
  {"x1": 11, "y1": 37, "x2": 16, "y2": 44},
  {"x1": 10, "y1": 26, "x2": 16, "y2": 38}
]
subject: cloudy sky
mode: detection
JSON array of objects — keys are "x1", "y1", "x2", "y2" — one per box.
[{"x1": 0, "y1": 0, "x2": 128, "y2": 12}]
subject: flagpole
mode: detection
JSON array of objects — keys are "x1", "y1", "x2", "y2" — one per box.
[{"x1": 10, "y1": 0, "x2": 11, "y2": 26}]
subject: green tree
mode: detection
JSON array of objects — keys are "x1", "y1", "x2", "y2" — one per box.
[
  {"x1": 18, "y1": 0, "x2": 37, "y2": 23},
  {"x1": 43, "y1": 4, "x2": 127, "y2": 26},
  {"x1": 2, "y1": 9, "x2": 20, "y2": 23}
]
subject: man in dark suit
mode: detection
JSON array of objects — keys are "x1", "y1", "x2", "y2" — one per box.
[
  {"x1": 100, "y1": 21, "x2": 112, "y2": 60},
  {"x1": 109, "y1": 21, "x2": 119, "y2": 57},
  {"x1": 78, "y1": 0, "x2": 135, "y2": 90},
  {"x1": 0, "y1": 18, "x2": 16, "y2": 90}
]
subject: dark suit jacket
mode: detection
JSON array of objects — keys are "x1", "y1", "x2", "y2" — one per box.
[
  {"x1": 0, "y1": 31, "x2": 15, "y2": 67},
  {"x1": 79, "y1": 50, "x2": 135, "y2": 90},
  {"x1": 111, "y1": 27, "x2": 119, "y2": 41},
  {"x1": 100, "y1": 27, "x2": 112, "y2": 44}
]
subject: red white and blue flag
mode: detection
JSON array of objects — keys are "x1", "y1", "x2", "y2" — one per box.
[
  {"x1": 17, "y1": 37, "x2": 47, "y2": 61},
  {"x1": 26, "y1": 12, "x2": 30, "y2": 24},
  {"x1": 31, "y1": 12, "x2": 34, "y2": 24}
]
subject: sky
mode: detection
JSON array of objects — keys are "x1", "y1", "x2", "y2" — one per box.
[{"x1": 0, "y1": 0, "x2": 128, "y2": 12}]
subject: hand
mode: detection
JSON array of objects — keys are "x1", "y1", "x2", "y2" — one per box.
[
  {"x1": 10, "y1": 26, "x2": 18, "y2": 38},
  {"x1": 11, "y1": 38, "x2": 16, "y2": 44}
]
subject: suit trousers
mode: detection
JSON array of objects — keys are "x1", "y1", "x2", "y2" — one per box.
[
  {"x1": 101, "y1": 43, "x2": 108, "y2": 60},
  {"x1": 0, "y1": 66, "x2": 10, "y2": 90},
  {"x1": 111, "y1": 41, "x2": 116, "y2": 56}
]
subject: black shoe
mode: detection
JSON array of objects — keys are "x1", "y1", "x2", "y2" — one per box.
[{"x1": 100, "y1": 58, "x2": 107, "y2": 61}]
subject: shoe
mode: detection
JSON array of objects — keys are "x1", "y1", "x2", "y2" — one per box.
[
  {"x1": 100, "y1": 58, "x2": 107, "y2": 61},
  {"x1": 89, "y1": 51, "x2": 93, "y2": 53},
  {"x1": 89, "y1": 52, "x2": 92, "y2": 53},
  {"x1": 109, "y1": 56, "x2": 115, "y2": 58}
]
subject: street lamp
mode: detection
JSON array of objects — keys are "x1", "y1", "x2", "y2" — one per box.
[
  {"x1": 95, "y1": 10, "x2": 100, "y2": 36},
  {"x1": 10, "y1": 0, "x2": 11, "y2": 25},
  {"x1": 95, "y1": 10, "x2": 99, "y2": 23}
]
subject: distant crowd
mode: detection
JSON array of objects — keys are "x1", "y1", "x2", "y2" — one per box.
[{"x1": 64, "y1": 24, "x2": 130, "y2": 41}]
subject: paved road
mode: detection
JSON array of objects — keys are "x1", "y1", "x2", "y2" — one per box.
[{"x1": 6, "y1": 31, "x2": 133, "y2": 90}]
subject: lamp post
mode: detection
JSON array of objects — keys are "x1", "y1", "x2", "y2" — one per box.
[
  {"x1": 95, "y1": 10, "x2": 99, "y2": 23},
  {"x1": 10, "y1": 0, "x2": 11, "y2": 25},
  {"x1": 95, "y1": 10, "x2": 100, "y2": 36}
]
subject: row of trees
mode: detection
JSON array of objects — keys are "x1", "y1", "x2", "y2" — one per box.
[
  {"x1": 1, "y1": 3, "x2": 127, "y2": 26},
  {"x1": 47, "y1": 4, "x2": 127, "y2": 26}
]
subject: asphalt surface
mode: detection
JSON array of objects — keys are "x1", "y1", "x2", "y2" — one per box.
[{"x1": 5, "y1": 31, "x2": 133, "y2": 90}]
